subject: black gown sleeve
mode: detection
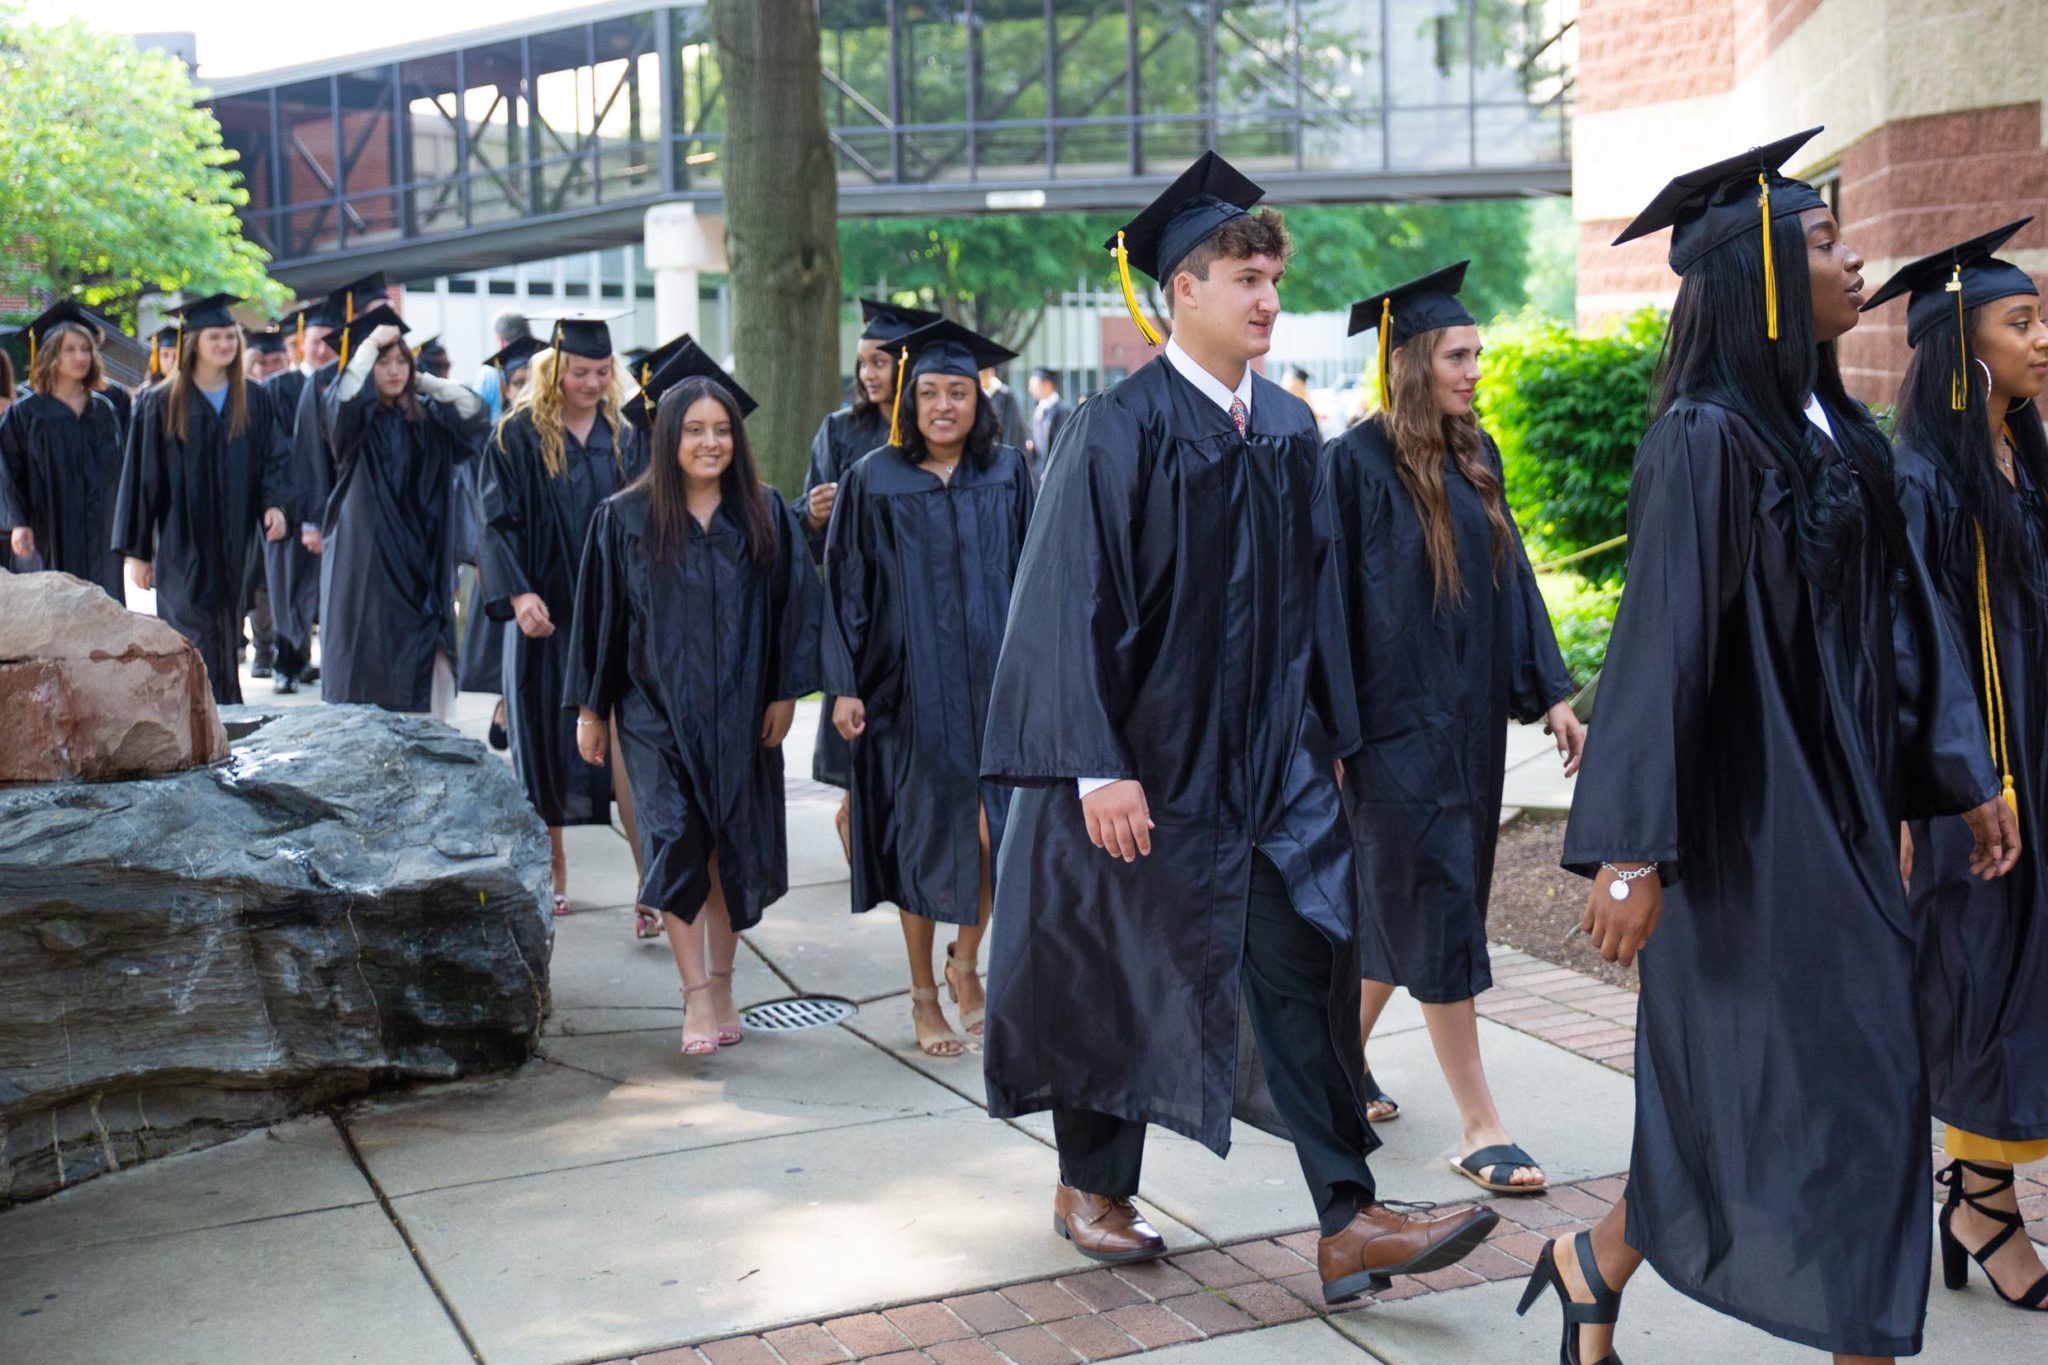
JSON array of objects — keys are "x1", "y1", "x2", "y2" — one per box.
[
  {"x1": 1490, "y1": 436, "x2": 1575, "y2": 721},
  {"x1": 250, "y1": 384, "x2": 294, "y2": 520},
  {"x1": 562, "y1": 498, "x2": 629, "y2": 718},
  {"x1": 294, "y1": 367, "x2": 336, "y2": 527},
  {"x1": 796, "y1": 414, "x2": 837, "y2": 564},
  {"x1": 477, "y1": 422, "x2": 540, "y2": 618},
  {"x1": 111, "y1": 389, "x2": 164, "y2": 560},
  {"x1": 1559, "y1": 404, "x2": 1751, "y2": 881},
  {"x1": 766, "y1": 492, "x2": 823, "y2": 701},
  {"x1": 1310, "y1": 448, "x2": 1365, "y2": 760},
  {"x1": 0, "y1": 404, "x2": 29, "y2": 532},
  {"x1": 819, "y1": 455, "x2": 872, "y2": 702},
  {"x1": 981, "y1": 396, "x2": 1146, "y2": 785}
]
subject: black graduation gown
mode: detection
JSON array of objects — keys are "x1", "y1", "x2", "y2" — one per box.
[
  {"x1": 796, "y1": 403, "x2": 889, "y2": 788},
  {"x1": 1561, "y1": 400, "x2": 1998, "y2": 1358},
  {"x1": 96, "y1": 383, "x2": 132, "y2": 438},
  {"x1": 0, "y1": 391, "x2": 126, "y2": 599},
  {"x1": 979, "y1": 360, "x2": 1369, "y2": 1158},
  {"x1": 480, "y1": 412, "x2": 646, "y2": 825},
  {"x1": 259, "y1": 368, "x2": 322, "y2": 655},
  {"x1": 1898, "y1": 445, "x2": 2048, "y2": 1142},
  {"x1": 821, "y1": 441, "x2": 1034, "y2": 925},
  {"x1": 318, "y1": 375, "x2": 489, "y2": 711},
  {"x1": 564, "y1": 487, "x2": 821, "y2": 927},
  {"x1": 453, "y1": 459, "x2": 506, "y2": 694},
  {"x1": 112, "y1": 383, "x2": 293, "y2": 704},
  {"x1": 1324, "y1": 417, "x2": 1573, "y2": 1002}
]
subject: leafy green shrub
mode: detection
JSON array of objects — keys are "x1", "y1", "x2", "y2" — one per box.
[
  {"x1": 1480, "y1": 308, "x2": 1667, "y2": 586},
  {"x1": 1538, "y1": 572, "x2": 1620, "y2": 690}
]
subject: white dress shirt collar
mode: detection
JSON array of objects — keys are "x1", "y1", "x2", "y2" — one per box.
[{"x1": 1164, "y1": 335, "x2": 1253, "y2": 419}]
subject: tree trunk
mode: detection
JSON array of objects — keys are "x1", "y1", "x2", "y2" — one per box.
[{"x1": 708, "y1": 0, "x2": 842, "y2": 495}]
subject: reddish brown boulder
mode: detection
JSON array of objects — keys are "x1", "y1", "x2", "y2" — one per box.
[{"x1": 0, "y1": 571, "x2": 227, "y2": 783}]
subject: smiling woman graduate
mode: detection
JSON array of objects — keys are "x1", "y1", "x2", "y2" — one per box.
[{"x1": 0, "y1": 301, "x2": 128, "y2": 599}]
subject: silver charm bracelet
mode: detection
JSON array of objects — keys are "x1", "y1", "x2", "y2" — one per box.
[{"x1": 1600, "y1": 862, "x2": 1659, "y2": 901}]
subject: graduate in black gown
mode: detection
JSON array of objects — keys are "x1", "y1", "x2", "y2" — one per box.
[
  {"x1": 480, "y1": 314, "x2": 646, "y2": 918},
  {"x1": 822, "y1": 317, "x2": 1033, "y2": 1058},
  {"x1": 261, "y1": 302, "x2": 333, "y2": 695},
  {"x1": 980, "y1": 153, "x2": 1497, "y2": 1295},
  {"x1": 317, "y1": 305, "x2": 490, "y2": 717},
  {"x1": 1325, "y1": 262, "x2": 1582, "y2": 1196},
  {"x1": 1862, "y1": 220, "x2": 2048, "y2": 1311},
  {"x1": 1535, "y1": 131, "x2": 2021, "y2": 1365},
  {"x1": 798, "y1": 297, "x2": 941, "y2": 855},
  {"x1": 235, "y1": 324, "x2": 293, "y2": 677},
  {"x1": 565, "y1": 343, "x2": 818, "y2": 1056},
  {"x1": 0, "y1": 302, "x2": 127, "y2": 599},
  {"x1": 113, "y1": 294, "x2": 293, "y2": 704},
  {"x1": 456, "y1": 335, "x2": 543, "y2": 714}
]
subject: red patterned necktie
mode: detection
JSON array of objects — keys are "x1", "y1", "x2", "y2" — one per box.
[{"x1": 1229, "y1": 395, "x2": 1247, "y2": 436}]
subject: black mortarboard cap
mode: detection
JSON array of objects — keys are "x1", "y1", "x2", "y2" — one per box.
[
  {"x1": 859, "y1": 297, "x2": 944, "y2": 344},
  {"x1": 323, "y1": 272, "x2": 388, "y2": 318},
  {"x1": 152, "y1": 325, "x2": 179, "y2": 347},
  {"x1": 626, "y1": 335, "x2": 756, "y2": 432},
  {"x1": 1612, "y1": 128, "x2": 1829, "y2": 271},
  {"x1": 170, "y1": 293, "x2": 242, "y2": 331},
  {"x1": 883, "y1": 319, "x2": 1017, "y2": 445},
  {"x1": 484, "y1": 335, "x2": 546, "y2": 375},
  {"x1": 245, "y1": 324, "x2": 287, "y2": 354},
  {"x1": 623, "y1": 333, "x2": 703, "y2": 389},
  {"x1": 412, "y1": 333, "x2": 446, "y2": 355},
  {"x1": 535, "y1": 310, "x2": 623, "y2": 361},
  {"x1": 22, "y1": 300, "x2": 106, "y2": 347},
  {"x1": 1103, "y1": 152, "x2": 1265, "y2": 347},
  {"x1": 1348, "y1": 261, "x2": 1477, "y2": 410},
  {"x1": 1860, "y1": 217, "x2": 2038, "y2": 345}
]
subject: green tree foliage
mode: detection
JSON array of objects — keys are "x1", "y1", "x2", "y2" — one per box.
[
  {"x1": 0, "y1": 7, "x2": 283, "y2": 327},
  {"x1": 1478, "y1": 308, "x2": 1667, "y2": 586}
]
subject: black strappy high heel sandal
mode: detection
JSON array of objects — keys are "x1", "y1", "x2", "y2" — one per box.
[
  {"x1": 1937, "y1": 1159, "x2": 2048, "y2": 1310},
  {"x1": 1515, "y1": 1230, "x2": 1624, "y2": 1365}
]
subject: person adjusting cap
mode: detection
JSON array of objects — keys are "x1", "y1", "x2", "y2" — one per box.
[
  {"x1": 1347, "y1": 261, "x2": 1475, "y2": 411},
  {"x1": 1104, "y1": 151, "x2": 1265, "y2": 346},
  {"x1": 1612, "y1": 127, "x2": 1828, "y2": 341},
  {"x1": 626, "y1": 334, "x2": 756, "y2": 432}
]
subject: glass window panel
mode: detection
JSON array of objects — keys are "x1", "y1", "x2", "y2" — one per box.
[
  {"x1": 976, "y1": 1, "x2": 1048, "y2": 123},
  {"x1": 819, "y1": 0, "x2": 892, "y2": 134},
  {"x1": 1386, "y1": 0, "x2": 1472, "y2": 109},
  {"x1": 462, "y1": 39, "x2": 528, "y2": 226},
  {"x1": 275, "y1": 78, "x2": 341, "y2": 258},
  {"x1": 1052, "y1": 1, "x2": 1128, "y2": 123},
  {"x1": 1385, "y1": 106, "x2": 1474, "y2": 169},
  {"x1": 335, "y1": 66, "x2": 398, "y2": 245},
  {"x1": 1132, "y1": 0, "x2": 1203, "y2": 175},
  {"x1": 212, "y1": 92, "x2": 280, "y2": 254}
]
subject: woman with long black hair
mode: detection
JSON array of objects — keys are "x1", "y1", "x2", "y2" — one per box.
[
  {"x1": 566, "y1": 344, "x2": 817, "y2": 1058},
  {"x1": 481, "y1": 316, "x2": 645, "y2": 918},
  {"x1": 1865, "y1": 219, "x2": 2048, "y2": 1312},
  {"x1": 0, "y1": 302, "x2": 127, "y2": 599},
  {"x1": 114, "y1": 294, "x2": 292, "y2": 704},
  {"x1": 1324, "y1": 262, "x2": 1582, "y2": 1195},
  {"x1": 824, "y1": 318, "x2": 1034, "y2": 1058},
  {"x1": 1528, "y1": 131, "x2": 2019, "y2": 1364}
]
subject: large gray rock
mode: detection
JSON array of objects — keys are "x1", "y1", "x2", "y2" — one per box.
[{"x1": 0, "y1": 705, "x2": 552, "y2": 1205}]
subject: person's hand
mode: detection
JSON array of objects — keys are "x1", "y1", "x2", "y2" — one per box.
[
  {"x1": 1082, "y1": 779, "x2": 1153, "y2": 862},
  {"x1": 1899, "y1": 822, "x2": 1914, "y2": 891},
  {"x1": 367, "y1": 323, "x2": 402, "y2": 352},
  {"x1": 1961, "y1": 796, "x2": 2021, "y2": 879},
  {"x1": 805, "y1": 482, "x2": 838, "y2": 530},
  {"x1": 9, "y1": 527, "x2": 32, "y2": 559},
  {"x1": 575, "y1": 707, "x2": 607, "y2": 767},
  {"x1": 126, "y1": 557, "x2": 153, "y2": 591},
  {"x1": 511, "y1": 592, "x2": 554, "y2": 638},
  {"x1": 761, "y1": 699, "x2": 796, "y2": 748},
  {"x1": 1544, "y1": 701, "x2": 1586, "y2": 777},
  {"x1": 832, "y1": 695, "x2": 866, "y2": 740},
  {"x1": 1581, "y1": 863, "x2": 1661, "y2": 966},
  {"x1": 262, "y1": 507, "x2": 287, "y2": 542},
  {"x1": 301, "y1": 526, "x2": 324, "y2": 554}
]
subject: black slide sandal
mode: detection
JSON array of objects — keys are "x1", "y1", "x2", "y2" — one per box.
[{"x1": 1450, "y1": 1142, "x2": 1546, "y2": 1194}]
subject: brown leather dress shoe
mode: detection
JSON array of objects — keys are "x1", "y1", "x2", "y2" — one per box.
[
  {"x1": 1317, "y1": 1201, "x2": 1500, "y2": 1304},
  {"x1": 1053, "y1": 1182, "x2": 1167, "y2": 1264}
]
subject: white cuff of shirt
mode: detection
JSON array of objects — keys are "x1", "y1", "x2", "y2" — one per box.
[{"x1": 1076, "y1": 776, "x2": 1119, "y2": 799}]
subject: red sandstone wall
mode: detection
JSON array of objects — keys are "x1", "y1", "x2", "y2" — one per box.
[{"x1": 1579, "y1": 0, "x2": 1736, "y2": 114}]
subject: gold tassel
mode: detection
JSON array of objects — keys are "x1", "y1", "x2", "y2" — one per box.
[
  {"x1": 888, "y1": 345, "x2": 909, "y2": 446},
  {"x1": 26, "y1": 331, "x2": 35, "y2": 370},
  {"x1": 641, "y1": 362, "x2": 654, "y2": 424},
  {"x1": 175, "y1": 322, "x2": 184, "y2": 369},
  {"x1": 551, "y1": 323, "x2": 564, "y2": 393},
  {"x1": 1950, "y1": 264, "x2": 1969, "y2": 411},
  {"x1": 1377, "y1": 298, "x2": 1393, "y2": 412},
  {"x1": 147, "y1": 339, "x2": 160, "y2": 379},
  {"x1": 1114, "y1": 231, "x2": 1164, "y2": 347},
  {"x1": 1975, "y1": 522, "x2": 2017, "y2": 813},
  {"x1": 295, "y1": 311, "x2": 305, "y2": 353},
  {"x1": 1758, "y1": 174, "x2": 1778, "y2": 342}
]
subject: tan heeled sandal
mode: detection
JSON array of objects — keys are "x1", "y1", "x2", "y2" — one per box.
[
  {"x1": 909, "y1": 985, "x2": 964, "y2": 1057},
  {"x1": 680, "y1": 983, "x2": 719, "y2": 1057},
  {"x1": 707, "y1": 967, "x2": 743, "y2": 1046},
  {"x1": 943, "y1": 943, "x2": 985, "y2": 1037}
]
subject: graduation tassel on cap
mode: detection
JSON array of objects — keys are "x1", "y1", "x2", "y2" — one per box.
[
  {"x1": 1758, "y1": 174, "x2": 1779, "y2": 341},
  {"x1": 551, "y1": 322, "x2": 565, "y2": 394},
  {"x1": 1974, "y1": 523, "x2": 2017, "y2": 814},
  {"x1": 147, "y1": 339, "x2": 160, "y2": 379},
  {"x1": 1114, "y1": 231, "x2": 1164, "y2": 347},
  {"x1": 26, "y1": 331, "x2": 35, "y2": 371},
  {"x1": 295, "y1": 310, "x2": 305, "y2": 354},
  {"x1": 640, "y1": 362, "x2": 654, "y2": 425},
  {"x1": 1949, "y1": 264, "x2": 1969, "y2": 411},
  {"x1": 887, "y1": 345, "x2": 910, "y2": 447},
  {"x1": 1376, "y1": 297, "x2": 1393, "y2": 412}
]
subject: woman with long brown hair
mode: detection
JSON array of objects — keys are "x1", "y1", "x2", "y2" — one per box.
[
  {"x1": 113, "y1": 294, "x2": 291, "y2": 703},
  {"x1": 1323, "y1": 262, "x2": 1583, "y2": 1196},
  {"x1": 480, "y1": 316, "x2": 645, "y2": 918},
  {"x1": 0, "y1": 302, "x2": 126, "y2": 598},
  {"x1": 566, "y1": 345, "x2": 817, "y2": 1057}
]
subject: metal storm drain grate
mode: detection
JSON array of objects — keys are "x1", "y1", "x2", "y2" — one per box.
[{"x1": 741, "y1": 995, "x2": 858, "y2": 1031}]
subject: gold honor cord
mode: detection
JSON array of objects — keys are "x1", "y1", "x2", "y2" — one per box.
[
  {"x1": 1950, "y1": 264, "x2": 1969, "y2": 411},
  {"x1": 1758, "y1": 174, "x2": 1779, "y2": 342},
  {"x1": 1114, "y1": 231, "x2": 1164, "y2": 347},
  {"x1": 887, "y1": 344, "x2": 910, "y2": 447},
  {"x1": 1974, "y1": 521, "x2": 2018, "y2": 813},
  {"x1": 1376, "y1": 297, "x2": 1394, "y2": 412}
]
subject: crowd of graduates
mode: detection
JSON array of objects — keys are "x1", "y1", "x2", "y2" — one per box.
[{"x1": 3, "y1": 127, "x2": 2047, "y2": 1361}]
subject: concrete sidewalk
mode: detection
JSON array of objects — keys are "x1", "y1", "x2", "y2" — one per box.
[{"x1": 0, "y1": 689, "x2": 2038, "y2": 1364}]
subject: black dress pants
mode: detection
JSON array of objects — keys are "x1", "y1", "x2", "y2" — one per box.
[{"x1": 1053, "y1": 853, "x2": 1375, "y2": 1237}]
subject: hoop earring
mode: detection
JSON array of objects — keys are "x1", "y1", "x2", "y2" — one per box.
[{"x1": 1975, "y1": 357, "x2": 1994, "y2": 395}]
